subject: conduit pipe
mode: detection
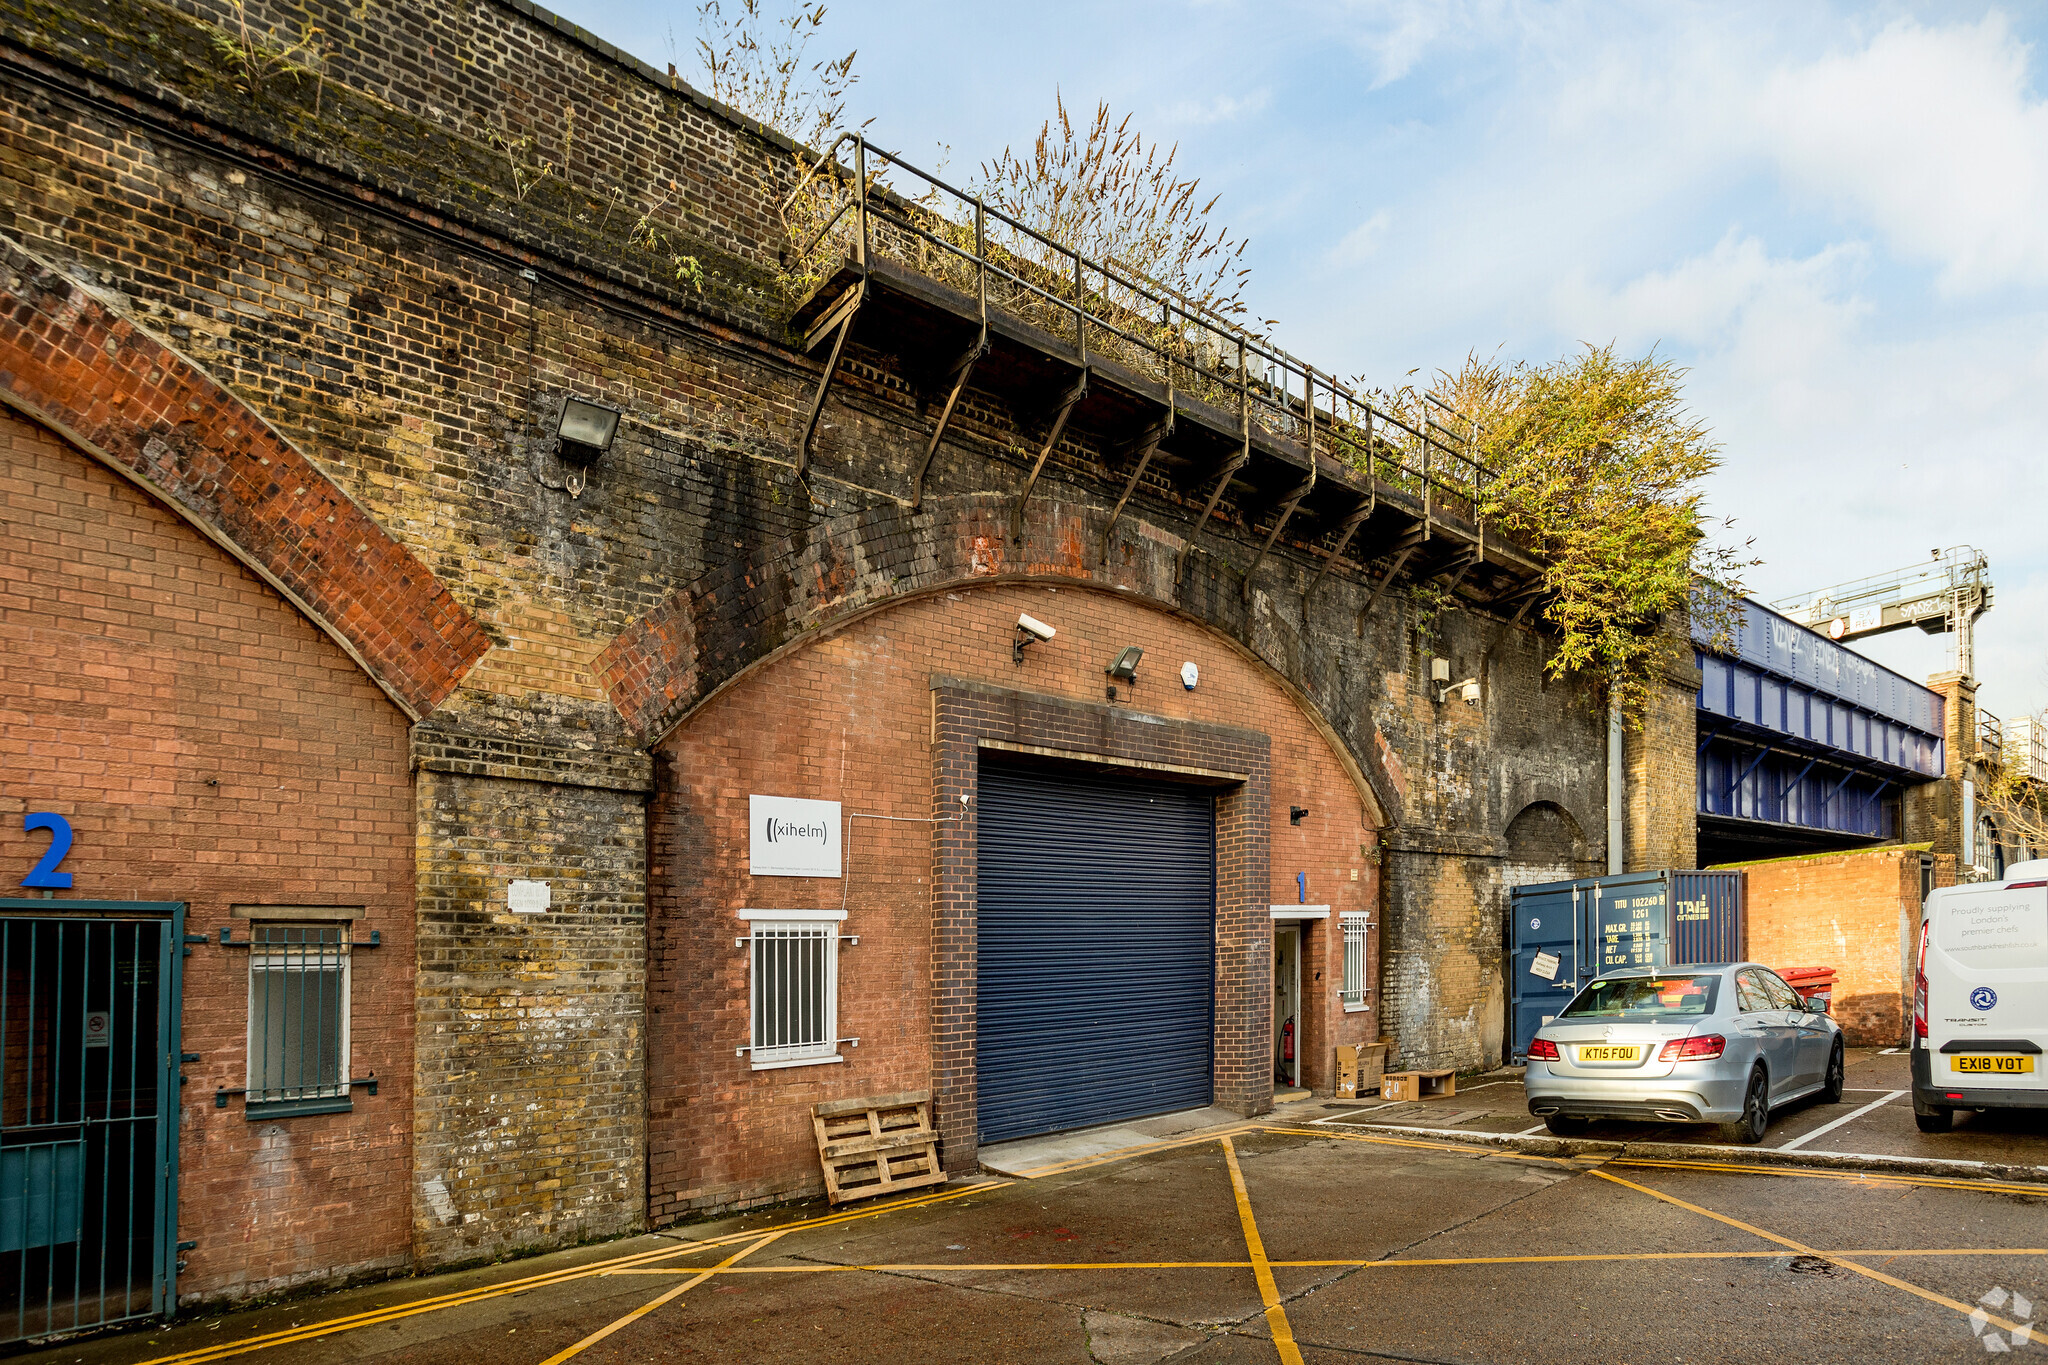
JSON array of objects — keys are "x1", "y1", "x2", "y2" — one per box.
[{"x1": 1607, "y1": 695, "x2": 1625, "y2": 875}]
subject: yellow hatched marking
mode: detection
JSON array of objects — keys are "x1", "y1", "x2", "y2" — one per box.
[
  {"x1": 1221, "y1": 1136, "x2": 1305, "y2": 1365},
  {"x1": 134, "y1": 1180, "x2": 1008, "y2": 1365},
  {"x1": 1592, "y1": 1168, "x2": 2035, "y2": 1338},
  {"x1": 1611, "y1": 1157, "x2": 2048, "y2": 1199},
  {"x1": 538, "y1": 1230, "x2": 784, "y2": 1365}
]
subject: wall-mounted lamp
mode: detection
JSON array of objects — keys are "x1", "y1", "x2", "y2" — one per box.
[
  {"x1": 555, "y1": 397, "x2": 621, "y2": 467},
  {"x1": 1014, "y1": 613, "x2": 1056, "y2": 663},
  {"x1": 1290, "y1": 806, "x2": 1310, "y2": 825},
  {"x1": 1106, "y1": 646, "x2": 1144, "y2": 683}
]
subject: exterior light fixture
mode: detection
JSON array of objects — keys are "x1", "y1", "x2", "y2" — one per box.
[
  {"x1": 1106, "y1": 646, "x2": 1144, "y2": 683},
  {"x1": 555, "y1": 397, "x2": 621, "y2": 467}
]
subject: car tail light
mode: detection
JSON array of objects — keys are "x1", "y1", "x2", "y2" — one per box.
[
  {"x1": 1657, "y1": 1034, "x2": 1726, "y2": 1062},
  {"x1": 1914, "y1": 919, "x2": 1930, "y2": 1040},
  {"x1": 2008, "y1": 880, "x2": 2048, "y2": 889},
  {"x1": 1527, "y1": 1037, "x2": 1559, "y2": 1060}
]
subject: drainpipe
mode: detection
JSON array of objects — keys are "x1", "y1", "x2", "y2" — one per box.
[{"x1": 1607, "y1": 695, "x2": 1625, "y2": 875}]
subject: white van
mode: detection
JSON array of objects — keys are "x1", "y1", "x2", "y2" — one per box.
[{"x1": 1913, "y1": 858, "x2": 2048, "y2": 1132}]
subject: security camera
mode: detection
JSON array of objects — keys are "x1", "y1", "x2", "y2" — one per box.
[
  {"x1": 1461, "y1": 681, "x2": 1481, "y2": 707},
  {"x1": 1436, "y1": 676, "x2": 1479, "y2": 705},
  {"x1": 1013, "y1": 613, "x2": 1056, "y2": 663}
]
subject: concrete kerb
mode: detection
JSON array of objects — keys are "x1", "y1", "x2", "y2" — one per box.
[{"x1": 1342, "y1": 1121, "x2": 2048, "y2": 1187}]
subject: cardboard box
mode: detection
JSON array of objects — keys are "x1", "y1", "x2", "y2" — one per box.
[
  {"x1": 1334, "y1": 1042, "x2": 1390, "y2": 1099},
  {"x1": 1380, "y1": 1069, "x2": 1455, "y2": 1102}
]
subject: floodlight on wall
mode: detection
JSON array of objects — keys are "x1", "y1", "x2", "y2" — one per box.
[
  {"x1": 555, "y1": 397, "x2": 621, "y2": 467},
  {"x1": 1105, "y1": 646, "x2": 1144, "y2": 683}
]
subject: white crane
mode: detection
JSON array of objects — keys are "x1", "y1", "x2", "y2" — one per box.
[{"x1": 1771, "y1": 546, "x2": 1993, "y2": 679}]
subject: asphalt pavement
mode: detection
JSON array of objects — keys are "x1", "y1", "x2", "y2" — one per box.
[{"x1": 18, "y1": 1084, "x2": 2048, "y2": 1365}]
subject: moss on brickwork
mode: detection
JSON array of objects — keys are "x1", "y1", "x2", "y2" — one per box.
[{"x1": 1707, "y1": 841, "x2": 1935, "y2": 871}]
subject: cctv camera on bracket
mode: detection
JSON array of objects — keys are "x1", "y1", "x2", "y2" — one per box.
[
  {"x1": 1014, "y1": 613, "x2": 1056, "y2": 663},
  {"x1": 1436, "y1": 676, "x2": 1479, "y2": 706}
]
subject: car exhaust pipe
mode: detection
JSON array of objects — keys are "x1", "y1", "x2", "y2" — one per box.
[
  {"x1": 1654, "y1": 1110, "x2": 1691, "y2": 1121},
  {"x1": 1532, "y1": 1105, "x2": 1559, "y2": 1116}
]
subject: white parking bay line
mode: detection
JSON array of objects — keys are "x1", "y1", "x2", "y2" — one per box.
[
  {"x1": 1775, "y1": 1089, "x2": 1906, "y2": 1151},
  {"x1": 1517, "y1": 1123, "x2": 1548, "y2": 1135}
]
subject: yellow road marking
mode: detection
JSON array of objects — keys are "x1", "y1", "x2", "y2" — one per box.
[
  {"x1": 1008, "y1": 1123, "x2": 1261, "y2": 1178},
  {"x1": 538, "y1": 1230, "x2": 784, "y2": 1365},
  {"x1": 1221, "y1": 1135, "x2": 1305, "y2": 1365},
  {"x1": 134, "y1": 1180, "x2": 1009, "y2": 1365},
  {"x1": 1612, "y1": 1157, "x2": 2048, "y2": 1199},
  {"x1": 1592, "y1": 1168, "x2": 2035, "y2": 1338}
]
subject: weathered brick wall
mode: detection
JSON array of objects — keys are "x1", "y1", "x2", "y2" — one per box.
[
  {"x1": 648, "y1": 582, "x2": 1380, "y2": 1215},
  {"x1": 410, "y1": 726, "x2": 651, "y2": 1265},
  {"x1": 1739, "y1": 845, "x2": 1957, "y2": 1046},
  {"x1": 1626, "y1": 645, "x2": 1702, "y2": 872},
  {"x1": 0, "y1": 0, "x2": 1614, "y2": 1277},
  {"x1": 0, "y1": 411, "x2": 415, "y2": 1305}
]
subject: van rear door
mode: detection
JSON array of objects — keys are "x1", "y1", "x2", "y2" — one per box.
[{"x1": 1925, "y1": 881, "x2": 2048, "y2": 1093}]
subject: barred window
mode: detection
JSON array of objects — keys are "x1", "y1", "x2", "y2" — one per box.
[
  {"x1": 738, "y1": 911, "x2": 849, "y2": 1070},
  {"x1": 247, "y1": 924, "x2": 351, "y2": 1108},
  {"x1": 1341, "y1": 913, "x2": 1371, "y2": 1010}
]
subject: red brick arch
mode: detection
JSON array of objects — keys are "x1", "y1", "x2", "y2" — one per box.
[
  {"x1": 597, "y1": 491, "x2": 1400, "y2": 828},
  {"x1": 0, "y1": 237, "x2": 488, "y2": 718}
]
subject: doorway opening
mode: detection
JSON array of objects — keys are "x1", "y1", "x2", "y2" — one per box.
[{"x1": 1273, "y1": 925, "x2": 1299, "y2": 1090}]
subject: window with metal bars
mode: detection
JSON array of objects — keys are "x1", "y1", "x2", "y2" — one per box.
[
  {"x1": 737, "y1": 911, "x2": 849, "y2": 1069},
  {"x1": 246, "y1": 924, "x2": 350, "y2": 1111},
  {"x1": 1341, "y1": 913, "x2": 1371, "y2": 1010}
]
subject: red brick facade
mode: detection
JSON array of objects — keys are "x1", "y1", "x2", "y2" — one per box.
[
  {"x1": 1739, "y1": 845, "x2": 1956, "y2": 1046},
  {"x1": 0, "y1": 412, "x2": 416, "y2": 1302},
  {"x1": 646, "y1": 582, "x2": 1383, "y2": 1218}
]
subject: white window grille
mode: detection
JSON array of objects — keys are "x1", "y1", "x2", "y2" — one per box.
[
  {"x1": 1341, "y1": 913, "x2": 1372, "y2": 1010},
  {"x1": 736, "y1": 910, "x2": 853, "y2": 1070},
  {"x1": 247, "y1": 924, "x2": 351, "y2": 1105}
]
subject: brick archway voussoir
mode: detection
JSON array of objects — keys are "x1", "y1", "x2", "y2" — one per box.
[
  {"x1": 598, "y1": 492, "x2": 1402, "y2": 828},
  {"x1": 0, "y1": 236, "x2": 489, "y2": 719}
]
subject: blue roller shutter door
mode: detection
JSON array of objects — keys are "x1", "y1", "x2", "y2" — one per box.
[{"x1": 976, "y1": 760, "x2": 1216, "y2": 1144}]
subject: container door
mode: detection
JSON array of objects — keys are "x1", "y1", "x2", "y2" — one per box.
[{"x1": 1509, "y1": 881, "x2": 1583, "y2": 1059}]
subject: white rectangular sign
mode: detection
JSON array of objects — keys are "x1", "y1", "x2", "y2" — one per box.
[
  {"x1": 1937, "y1": 884, "x2": 2048, "y2": 968},
  {"x1": 749, "y1": 796, "x2": 842, "y2": 878},
  {"x1": 1529, "y1": 951, "x2": 1561, "y2": 982}
]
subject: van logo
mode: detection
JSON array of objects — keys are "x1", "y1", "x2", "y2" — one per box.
[
  {"x1": 1970, "y1": 986, "x2": 1998, "y2": 1012},
  {"x1": 1529, "y1": 918, "x2": 1541, "y2": 930}
]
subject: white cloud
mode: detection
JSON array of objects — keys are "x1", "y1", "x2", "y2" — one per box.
[
  {"x1": 1550, "y1": 233, "x2": 1871, "y2": 353},
  {"x1": 1160, "y1": 89, "x2": 1270, "y2": 127},
  {"x1": 1762, "y1": 14, "x2": 2048, "y2": 293},
  {"x1": 1327, "y1": 209, "x2": 1392, "y2": 265}
]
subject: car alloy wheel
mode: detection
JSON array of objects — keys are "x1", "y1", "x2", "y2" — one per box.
[
  {"x1": 1822, "y1": 1040, "x2": 1845, "y2": 1104},
  {"x1": 1719, "y1": 1067, "x2": 1769, "y2": 1145}
]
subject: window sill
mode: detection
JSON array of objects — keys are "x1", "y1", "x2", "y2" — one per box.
[
  {"x1": 245, "y1": 1096, "x2": 354, "y2": 1120},
  {"x1": 1342, "y1": 1003, "x2": 1372, "y2": 1013},
  {"x1": 750, "y1": 1053, "x2": 846, "y2": 1072}
]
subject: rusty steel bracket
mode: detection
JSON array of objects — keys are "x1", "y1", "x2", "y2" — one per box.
[
  {"x1": 1011, "y1": 371, "x2": 1089, "y2": 543},
  {"x1": 1305, "y1": 495, "x2": 1375, "y2": 604},
  {"x1": 1100, "y1": 414, "x2": 1173, "y2": 564},
  {"x1": 1176, "y1": 447, "x2": 1249, "y2": 584},
  {"x1": 910, "y1": 332, "x2": 987, "y2": 510},
  {"x1": 796, "y1": 280, "x2": 865, "y2": 479},
  {"x1": 1357, "y1": 532, "x2": 1427, "y2": 625},
  {"x1": 1241, "y1": 472, "x2": 1316, "y2": 601},
  {"x1": 1432, "y1": 547, "x2": 1484, "y2": 597}
]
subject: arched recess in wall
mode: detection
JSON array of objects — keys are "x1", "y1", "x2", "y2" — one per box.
[
  {"x1": 0, "y1": 236, "x2": 490, "y2": 718},
  {"x1": 1502, "y1": 800, "x2": 1589, "y2": 884},
  {"x1": 597, "y1": 491, "x2": 1400, "y2": 830}
]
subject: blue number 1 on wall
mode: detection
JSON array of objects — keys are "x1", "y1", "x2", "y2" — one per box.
[{"x1": 21, "y1": 813, "x2": 73, "y2": 889}]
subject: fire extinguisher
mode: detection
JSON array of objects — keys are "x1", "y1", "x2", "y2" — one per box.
[{"x1": 1281, "y1": 1016, "x2": 1295, "y2": 1063}]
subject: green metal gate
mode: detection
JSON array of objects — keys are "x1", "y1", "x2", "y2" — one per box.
[{"x1": 0, "y1": 901, "x2": 182, "y2": 1341}]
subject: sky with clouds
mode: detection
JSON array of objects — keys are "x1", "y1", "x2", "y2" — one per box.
[{"x1": 555, "y1": 0, "x2": 2047, "y2": 722}]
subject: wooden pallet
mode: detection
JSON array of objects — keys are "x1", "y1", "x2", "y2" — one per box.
[
  {"x1": 1380, "y1": 1069, "x2": 1455, "y2": 1102},
  {"x1": 811, "y1": 1090, "x2": 946, "y2": 1205}
]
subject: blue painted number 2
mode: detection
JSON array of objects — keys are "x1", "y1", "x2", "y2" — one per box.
[{"x1": 21, "y1": 813, "x2": 73, "y2": 889}]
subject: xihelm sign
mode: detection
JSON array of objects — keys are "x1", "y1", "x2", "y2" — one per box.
[{"x1": 749, "y1": 795, "x2": 842, "y2": 878}]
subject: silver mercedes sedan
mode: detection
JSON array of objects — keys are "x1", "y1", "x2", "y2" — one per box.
[{"x1": 1524, "y1": 963, "x2": 1844, "y2": 1144}]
